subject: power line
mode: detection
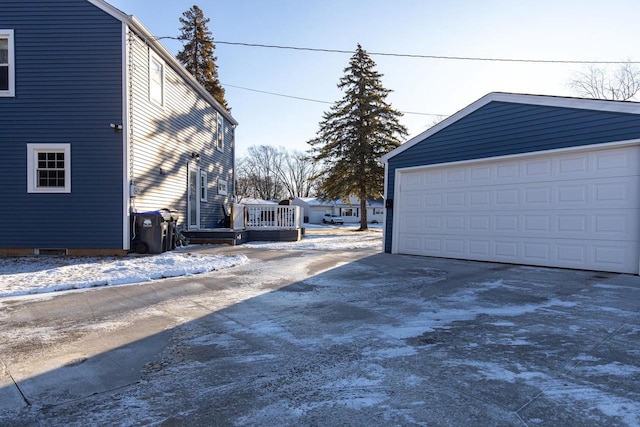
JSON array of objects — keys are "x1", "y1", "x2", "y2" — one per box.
[
  {"x1": 222, "y1": 83, "x2": 448, "y2": 117},
  {"x1": 155, "y1": 36, "x2": 637, "y2": 65},
  {"x1": 214, "y1": 41, "x2": 638, "y2": 65}
]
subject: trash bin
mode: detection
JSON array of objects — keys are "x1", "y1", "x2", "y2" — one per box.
[
  {"x1": 160, "y1": 209, "x2": 180, "y2": 251},
  {"x1": 132, "y1": 210, "x2": 172, "y2": 254}
]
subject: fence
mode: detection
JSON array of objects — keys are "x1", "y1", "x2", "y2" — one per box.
[{"x1": 231, "y1": 204, "x2": 302, "y2": 230}]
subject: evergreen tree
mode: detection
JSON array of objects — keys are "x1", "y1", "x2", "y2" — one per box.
[
  {"x1": 309, "y1": 44, "x2": 407, "y2": 231},
  {"x1": 176, "y1": 5, "x2": 229, "y2": 110}
]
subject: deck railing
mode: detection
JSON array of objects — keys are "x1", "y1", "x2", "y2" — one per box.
[{"x1": 231, "y1": 204, "x2": 302, "y2": 230}]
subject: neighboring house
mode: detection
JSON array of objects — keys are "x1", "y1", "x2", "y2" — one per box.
[
  {"x1": 0, "y1": 0, "x2": 237, "y2": 256},
  {"x1": 292, "y1": 197, "x2": 335, "y2": 223},
  {"x1": 293, "y1": 196, "x2": 384, "y2": 224},
  {"x1": 236, "y1": 197, "x2": 278, "y2": 205},
  {"x1": 381, "y1": 92, "x2": 640, "y2": 274}
]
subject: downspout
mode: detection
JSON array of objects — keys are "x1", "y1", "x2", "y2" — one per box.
[
  {"x1": 121, "y1": 23, "x2": 132, "y2": 251},
  {"x1": 124, "y1": 26, "x2": 136, "y2": 250}
]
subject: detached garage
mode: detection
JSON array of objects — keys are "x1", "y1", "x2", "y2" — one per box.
[{"x1": 381, "y1": 93, "x2": 640, "y2": 274}]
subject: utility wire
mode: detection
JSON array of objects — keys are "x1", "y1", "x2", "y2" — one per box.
[
  {"x1": 155, "y1": 36, "x2": 637, "y2": 64},
  {"x1": 222, "y1": 83, "x2": 448, "y2": 117},
  {"x1": 215, "y1": 41, "x2": 637, "y2": 65}
]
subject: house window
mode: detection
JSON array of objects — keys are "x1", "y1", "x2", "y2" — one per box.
[
  {"x1": 149, "y1": 52, "x2": 164, "y2": 105},
  {"x1": 0, "y1": 29, "x2": 15, "y2": 97},
  {"x1": 217, "y1": 179, "x2": 227, "y2": 195},
  {"x1": 373, "y1": 208, "x2": 384, "y2": 215},
  {"x1": 342, "y1": 208, "x2": 356, "y2": 217},
  {"x1": 216, "y1": 114, "x2": 224, "y2": 151},
  {"x1": 200, "y1": 171, "x2": 208, "y2": 201},
  {"x1": 27, "y1": 144, "x2": 71, "y2": 193}
]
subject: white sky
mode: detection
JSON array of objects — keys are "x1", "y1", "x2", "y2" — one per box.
[{"x1": 105, "y1": 0, "x2": 640, "y2": 156}]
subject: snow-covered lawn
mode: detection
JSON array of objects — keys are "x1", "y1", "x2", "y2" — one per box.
[{"x1": 0, "y1": 227, "x2": 382, "y2": 299}]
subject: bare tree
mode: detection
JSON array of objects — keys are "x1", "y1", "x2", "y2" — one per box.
[
  {"x1": 236, "y1": 146, "x2": 320, "y2": 201},
  {"x1": 236, "y1": 146, "x2": 286, "y2": 201},
  {"x1": 276, "y1": 151, "x2": 319, "y2": 199},
  {"x1": 569, "y1": 62, "x2": 640, "y2": 101}
]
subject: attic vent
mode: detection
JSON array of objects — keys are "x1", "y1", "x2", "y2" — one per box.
[{"x1": 35, "y1": 248, "x2": 68, "y2": 256}]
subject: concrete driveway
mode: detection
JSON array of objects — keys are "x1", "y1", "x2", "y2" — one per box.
[{"x1": 1, "y1": 244, "x2": 639, "y2": 426}]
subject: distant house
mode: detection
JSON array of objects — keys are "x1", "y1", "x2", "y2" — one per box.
[
  {"x1": 293, "y1": 196, "x2": 384, "y2": 224},
  {"x1": 0, "y1": 0, "x2": 237, "y2": 256},
  {"x1": 236, "y1": 197, "x2": 278, "y2": 205},
  {"x1": 292, "y1": 197, "x2": 335, "y2": 223}
]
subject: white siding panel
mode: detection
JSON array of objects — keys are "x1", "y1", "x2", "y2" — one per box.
[{"x1": 395, "y1": 144, "x2": 640, "y2": 273}]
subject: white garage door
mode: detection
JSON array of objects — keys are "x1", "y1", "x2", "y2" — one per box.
[{"x1": 394, "y1": 143, "x2": 640, "y2": 274}]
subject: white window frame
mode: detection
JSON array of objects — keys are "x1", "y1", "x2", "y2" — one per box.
[
  {"x1": 373, "y1": 208, "x2": 384, "y2": 215},
  {"x1": 148, "y1": 50, "x2": 164, "y2": 106},
  {"x1": 200, "y1": 171, "x2": 208, "y2": 202},
  {"x1": 0, "y1": 29, "x2": 15, "y2": 97},
  {"x1": 217, "y1": 179, "x2": 228, "y2": 195},
  {"x1": 27, "y1": 143, "x2": 71, "y2": 193},
  {"x1": 216, "y1": 114, "x2": 224, "y2": 151}
]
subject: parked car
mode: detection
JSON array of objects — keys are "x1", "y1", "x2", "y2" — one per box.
[{"x1": 323, "y1": 214, "x2": 344, "y2": 225}]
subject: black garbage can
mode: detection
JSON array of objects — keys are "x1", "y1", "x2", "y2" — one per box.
[{"x1": 132, "y1": 210, "x2": 171, "y2": 254}]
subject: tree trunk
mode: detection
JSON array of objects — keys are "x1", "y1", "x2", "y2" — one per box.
[{"x1": 359, "y1": 192, "x2": 368, "y2": 231}]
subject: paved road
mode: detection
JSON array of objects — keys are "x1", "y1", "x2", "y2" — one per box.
[{"x1": 1, "y1": 245, "x2": 639, "y2": 426}]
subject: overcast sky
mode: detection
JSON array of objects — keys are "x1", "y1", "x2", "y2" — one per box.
[{"x1": 106, "y1": 0, "x2": 640, "y2": 156}]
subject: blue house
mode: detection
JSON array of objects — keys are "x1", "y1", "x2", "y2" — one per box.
[
  {"x1": 0, "y1": 0, "x2": 237, "y2": 256},
  {"x1": 381, "y1": 93, "x2": 640, "y2": 274}
]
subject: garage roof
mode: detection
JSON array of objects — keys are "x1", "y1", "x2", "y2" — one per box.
[{"x1": 381, "y1": 92, "x2": 640, "y2": 163}]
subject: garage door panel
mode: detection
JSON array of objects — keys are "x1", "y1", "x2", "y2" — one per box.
[
  {"x1": 397, "y1": 233, "x2": 638, "y2": 273},
  {"x1": 395, "y1": 144, "x2": 640, "y2": 273},
  {"x1": 400, "y1": 210, "x2": 639, "y2": 241}
]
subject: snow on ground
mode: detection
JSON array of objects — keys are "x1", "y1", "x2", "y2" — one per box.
[
  {"x1": 0, "y1": 226, "x2": 382, "y2": 299},
  {"x1": 243, "y1": 227, "x2": 382, "y2": 251},
  {"x1": 0, "y1": 252, "x2": 250, "y2": 299}
]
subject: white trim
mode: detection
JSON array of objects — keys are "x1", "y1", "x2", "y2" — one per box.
[
  {"x1": 218, "y1": 178, "x2": 228, "y2": 195},
  {"x1": 27, "y1": 143, "x2": 71, "y2": 193},
  {"x1": 216, "y1": 114, "x2": 224, "y2": 152},
  {"x1": 148, "y1": 49, "x2": 164, "y2": 107},
  {"x1": 200, "y1": 170, "x2": 208, "y2": 202},
  {"x1": 122, "y1": 22, "x2": 131, "y2": 251},
  {"x1": 0, "y1": 29, "x2": 15, "y2": 97},
  {"x1": 381, "y1": 92, "x2": 640, "y2": 163},
  {"x1": 187, "y1": 163, "x2": 201, "y2": 229}
]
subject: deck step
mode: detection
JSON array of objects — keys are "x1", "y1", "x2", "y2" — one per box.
[{"x1": 181, "y1": 228, "x2": 303, "y2": 246}]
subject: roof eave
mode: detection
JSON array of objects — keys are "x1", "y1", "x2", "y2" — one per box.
[
  {"x1": 88, "y1": 0, "x2": 237, "y2": 126},
  {"x1": 381, "y1": 92, "x2": 640, "y2": 163}
]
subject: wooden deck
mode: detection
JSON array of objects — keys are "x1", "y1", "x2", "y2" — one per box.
[{"x1": 181, "y1": 228, "x2": 304, "y2": 246}]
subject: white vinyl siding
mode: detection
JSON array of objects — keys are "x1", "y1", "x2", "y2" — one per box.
[{"x1": 393, "y1": 143, "x2": 640, "y2": 274}]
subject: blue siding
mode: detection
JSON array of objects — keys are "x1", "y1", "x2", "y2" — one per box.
[
  {"x1": 384, "y1": 101, "x2": 640, "y2": 252},
  {"x1": 0, "y1": 0, "x2": 124, "y2": 249}
]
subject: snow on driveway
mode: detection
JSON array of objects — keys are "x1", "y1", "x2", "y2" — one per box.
[{"x1": 0, "y1": 228, "x2": 382, "y2": 298}]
